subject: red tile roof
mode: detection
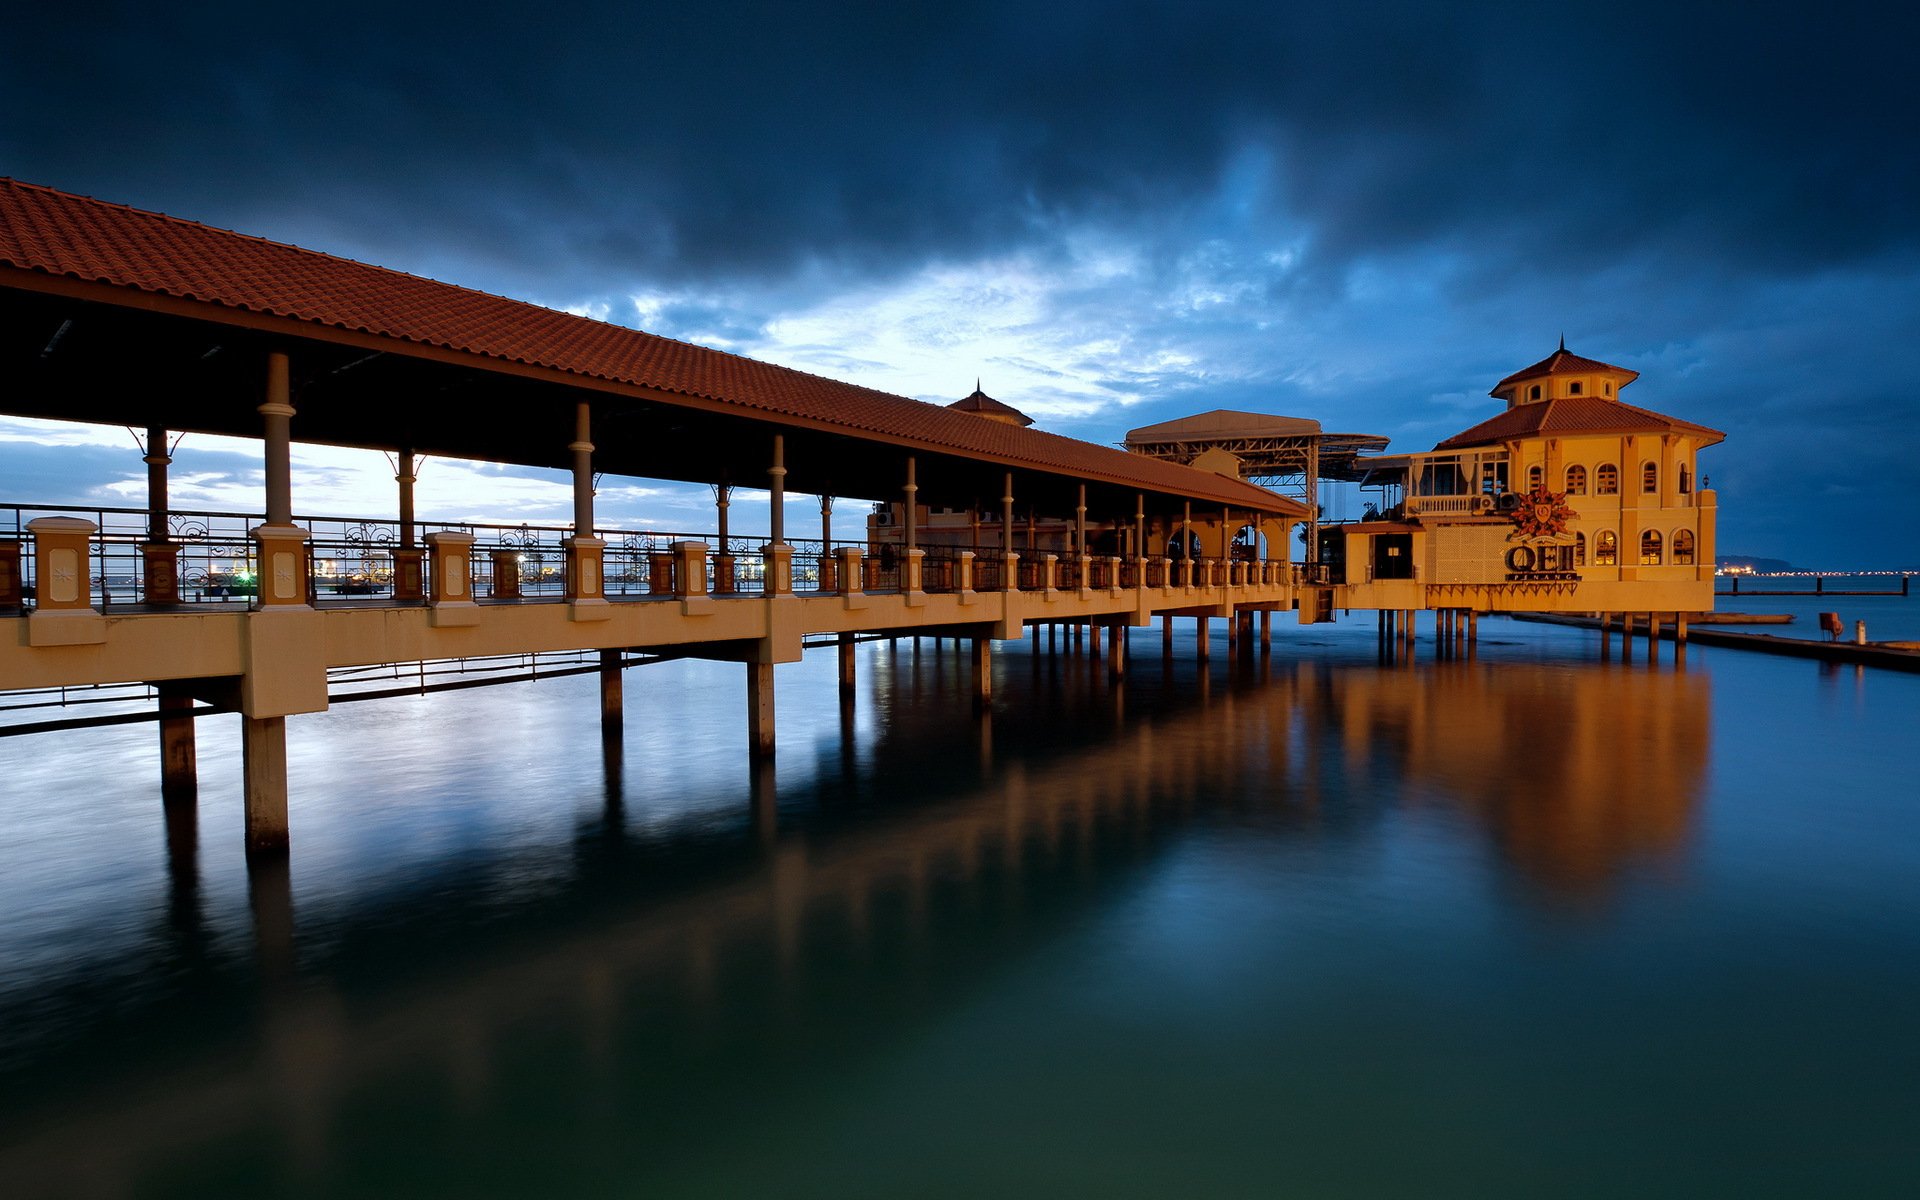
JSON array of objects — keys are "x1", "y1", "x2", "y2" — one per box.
[
  {"x1": 1433, "y1": 395, "x2": 1725, "y2": 452},
  {"x1": 0, "y1": 178, "x2": 1299, "y2": 514},
  {"x1": 1493, "y1": 347, "x2": 1639, "y2": 393}
]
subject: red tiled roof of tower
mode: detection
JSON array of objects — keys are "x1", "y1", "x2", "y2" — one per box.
[
  {"x1": 1492, "y1": 347, "x2": 1640, "y2": 394},
  {"x1": 947, "y1": 387, "x2": 1035, "y2": 427},
  {"x1": 1433, "y1": 395, "x2": 1726, "y2": 452},
  {"x1": 0, "y1": 178, "x2": 1298, "y2": 511}
]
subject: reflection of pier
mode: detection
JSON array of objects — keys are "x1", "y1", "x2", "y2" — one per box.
[{"x1": 0, "y1": 651, "x2": 1710, "y2": 1191}]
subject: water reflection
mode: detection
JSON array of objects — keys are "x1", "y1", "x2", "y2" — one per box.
[{"x1": 0, "y1": 640, "x2": 1714, "y2": 1195}]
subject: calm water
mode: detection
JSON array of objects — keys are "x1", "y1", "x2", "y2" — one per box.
[
  {"x1": 1715, "y1": 577, "x2": 1920, "y2": 642},
  {"x1": 2, "y1": 610, "x2": 1917, "y2": 1197}
]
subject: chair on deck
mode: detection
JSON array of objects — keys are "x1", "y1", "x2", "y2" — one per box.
[{"x1": 1818, "y1": 612, "x2": 1843, "y2": 641}]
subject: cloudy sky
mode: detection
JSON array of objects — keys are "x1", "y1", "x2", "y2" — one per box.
[{"x1": 4, "y1": 1, "x2": 1916, "y2": 567}]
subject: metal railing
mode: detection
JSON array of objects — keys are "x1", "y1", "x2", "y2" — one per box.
[{"x1": 2, "y1": 502, "x2": 1299, "y2": 612}]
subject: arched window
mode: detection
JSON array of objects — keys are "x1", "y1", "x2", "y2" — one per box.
[
  {"x1": 1603, "y1": 382, "x2": 1612, "y2": 394},
  {"x1": 1565, "y1": 464, "x2": 1588, "y2": 494},
  {"x1": 1568, "y1": 381, "x2": 1583, "y2": 395},
  {"x1": 1678, "y1": 464, "x2": 1692, "y2": 494},
  {"x1": 1597, "y1": 464, "x2": 1619, "y2": 495},
  {"x1": 1527, "y1": 465, "x2": 1543, "y2": 490},
  {"x1": 1594, "y1": 530, "x2": 1618, "y2": 566},
  {"x1": 1640, "y1": 530, "x2": 1663, "y2": 565},
  {"x1": 1574, "y1": 532, "x2": 1587, "y2": 566},
  {"x1": 1528, "y1": 384, "x2": 1542, "y2": 400},
  {"x1": 1642, "y1": 462, "x2": 1659, "y2": 493},
  {"x1": 1673, "y1": 529, "x2": 1696, "y2": 565}
]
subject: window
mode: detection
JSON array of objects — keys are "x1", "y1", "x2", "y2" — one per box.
[
  {"x1": 1574, "y1": 532, "x2": 1586, "y2": 566},
  {"x1": 1597, "y1": 464, "x2": 1619, "y2": 495},
  {"x1": 1679, "y1": 464, "x2": 1692, "y2": 494},
  {"x1": 1529, "y1": 384, "x2": 1542, "y2": 400},
  {"x1": 1674, "y1": 529, "x2": 1695, "y2": 565},
  {"x1": 1642, "y1": 462, "x2": 1658, "y2": 493},
  {"x1": 1565, "y1": 464, "x2": 1587, "y2": 494},
  {"x1": 1594, "y1": 530, "x2": 1618, "y2": 566},
  {"x1": 1604, "y1": 382, "x2": 1612, "y2": 395},
  {"x1": 1527, "y1": 465, "x2": 1543, "y2": 490},
  {"x1": 1568, "y1": 381, "x2": 1583, "y2": 395},
  {"x1": 1640, "y1": 530, "x2": 1663, "y2": 565}
]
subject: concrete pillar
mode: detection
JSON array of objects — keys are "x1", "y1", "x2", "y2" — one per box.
[
  {"x1": 242, "y1": 715, "x2": 290, "y2": 858},
  {"x1": 763, "y1": 542, "x2": 794, "y2": 596},
  {"x1": 1467, "y1": 610, "x2": 1478, "y2": 652},
  {"x1": 1196, "y1": 616, "x2": 1210, "y2": 659},
  {"x1": 1163, "y1": 612, "x2": 1174, "y2": 654},
  {"x1": 1088, "y1": 623, "x2": 1103, "y2": 657},
  {"x1": 972, "y1": 637, "x2": 992, "y2": 707},
  {"x1": 838, "y1": 632, "x2": 856, "y2": 696},
  {"x1": 1646, "y1": 612, "x2": 1661, "y2": 663},
  {"x1": 600, "y1": 649, "x2": 623, "y2": 739},
  {"x1": 159, "y1": 682, "x2": 197, "y2": 802},
  {"x1": 1108, "y1": 623, "x2": 1126, "y2": 680},
  {"x1": 1260, "y1": 608, "x2": 1272, "y2": 653},
  {"x1": 27, "y1": 517, "x2": 97, "y2": 613},
  {"x1": 1228, "y1": 610, "x2": 1240, "y2": 652},
  {"x1": 747, "y1": 661, "x2": 775, "y2": 759},
  {"x1": 1620, "y1": 612, "x2": 1635, "y2": 662},
  {"x1": 713, "y1": 483, "x2": 734, "y2": 593}
]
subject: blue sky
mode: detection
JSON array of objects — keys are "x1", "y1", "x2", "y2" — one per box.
[{"x1": 3, "y1": 1, "x2": 1917, "y2": 567}]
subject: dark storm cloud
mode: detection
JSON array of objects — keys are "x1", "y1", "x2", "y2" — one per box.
[{"x1": 5, "y1": 1, "x2": 1913, "y2": 297}]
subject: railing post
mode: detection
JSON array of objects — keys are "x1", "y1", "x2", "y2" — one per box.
[
  {"x1": 0, "y1": 539, "x2": 21, "y2": 611},
  {"x1": 564, "y1": 534, "x2": 609, "y2": 619},
  {"x1": 648, "y1": 548, "x2": 675, "y2": 595},
  {"x1": 1043, "y1": 553, "x2": 1058, "y2": 595},
  {"x1": 142, "y1": 541, "x2": 181, "y2": 605},
  {"x1": 424, "y1": 531, "x2": 478, "y2": 626},
  {"x1": 714, "y1": 551, "x2": 736, "y2": 594},
  {"x1": 763, "y1": 542, "x2": 793, "y2": 596},
  {"x1": 958, "y1": 550, "x2": 975, "y2": 595},
  {"x1": 1076, "y1": 553, "x2": 1092, "y2": 598},
  {"x1": 673, "y1": 541, "x2": 709, "y2": 598},
  {"x1": 490, "y1": 548, "x2": 522, "y2": 598},
  {"x1": 26, "y1": 517, "x2": 102, "y2": 639},
  {"x1": 391, "y1": 547, "x2": 425, "y2": 603},
  {"x1": 837, "y1": 547, "x2": 864, "y2": 594},
  {"x1": 250, "y1": 522, "x2": 311, "y2": 609},
  {"x1": 904, "y1": 547, "x2": 925, "y2": 601},
  {"x1": 1109, "y1": 555, "x2": 1123, "y2": 596},
  {"x1": 1003, "y1": 551, "x2": 1020, "y2": 593}
]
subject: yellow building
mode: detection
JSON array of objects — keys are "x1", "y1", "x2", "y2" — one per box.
[{"x1": 1325, "y1": 344, "x2": 1724, "y2": 618}]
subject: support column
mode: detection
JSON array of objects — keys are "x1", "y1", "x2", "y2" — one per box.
[
  {"x1": 1196, "y1": 616, "x2": 1210, "y2": 659},
  {"x1": 253, "y1": 353, "x2": 310, "y2": 609},
  {"x1": 1163, "y1": 612, "x2": 1174, "y2": 655},
  {"x1": 392, "y1": 448, "x2": 424, "y2": 602},
  {"x1": 713, "y1": 483, "x2": 734, "y2": 592},
  {"x1": 242, "y1": 715, "x2": 290, "y2": 858},
  {"x1": 747, "y1": 661, "x2": 775, "y2": 760},
  {"x1": 839, "y1": 632, "x2": 856, "y2": 697},
  {"x1": 159, "y1": 682, "x2": 197, "y2": 802},
  {"x1": 1108, "y1": 622, "x2": 1126, "y2": 681},
  {"x1": 1646, "y1": 612, "x2": 1661, "y2": 663},
  {"x1": 1260, "y1": 608, "x2": 1272, "y2": 654},
  {"x1": 819, "y1": 494, "x2": 835, "y2": 591},
  {"x1": 1001, "y1": 473, "x2": 1016, "y2": 589},
  {"x1": 972, "y1": 637, "x2": 992, "y2": 708},
  {"x1": 1620, "y1": 612, "x2": 1635, "y2": 662},
  {"x1": 600, "y1": 648, "x2": 623, "y2": 740},
  {"x1": 142, "y1": 425, "x2": 181, "y2": 605},
  {"x1": 904, "y1": 456, "x2": 918, "y2": 553},
  {"x1": 564, "y1": 402, "x2": 608, "y2": 617}
]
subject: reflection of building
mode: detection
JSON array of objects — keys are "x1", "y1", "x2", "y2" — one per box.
[
  {"x1": 1317, "y1": 659, "x2": 1709, "y2": 902},
  {"x1": 1328, "y1": 345, "x2": 1724, "y2": 615}
]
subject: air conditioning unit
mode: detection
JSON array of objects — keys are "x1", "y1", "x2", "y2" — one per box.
[
  {"x1": 1472, "y1": 495, "x2": 1496, "y2": 514},
  {"x1": 1495, "y1": 492, "x2": 1522, "y2": 513}
]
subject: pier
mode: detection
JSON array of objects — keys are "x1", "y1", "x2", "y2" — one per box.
[{"x1": 0, "y1": 180, "x2": 1307, "y2": 861}]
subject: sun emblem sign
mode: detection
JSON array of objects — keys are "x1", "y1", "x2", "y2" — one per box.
[{"x1": 1511, "y1": 485, "x2": 1577, "y2": 540}]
